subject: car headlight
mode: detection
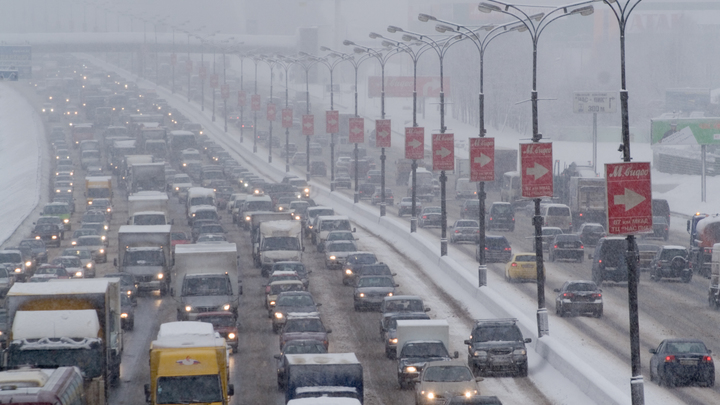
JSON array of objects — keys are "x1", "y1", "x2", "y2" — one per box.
[
  {"x1": 52, "y1": 236, "x2": 57, "y2": 239},
  {"x1": 465, "y1": 391, "x2": 477, "y2": 397},
  {"x1": 107, "y1": 208, "x2": 111, "y2": 212},
  {"x1": 35, "y1": 236, "x2": 41, "y2": 240},
  {"x1": 185, "y1": 306, "x2": 192, "y2": 312},
  {"x1": 390, "y1": 338, "x2": 398, "y2": 344},
  {"x1": 228, "y1": 332, "x2": 236, "y2": 339},
  {"x1": 121, "y1": 313, "x2": 128, "y2": 318},
  {"x1": 25, "y1": 261, "x2": 32, "y2": 267},
  {"x1": 329, "y1": 255, "x2": 336, "y2": 260},
  {"x1": 295, "y1": 215, "x2": 301, "y2": 220},
  {"x1": 126, "y1": 290, "x2": 132, "y2": 295},
  {"x1": 157, "y1": 273, "x2": 164, "y2": 279},
  {"x1": 63, "y1": 219, "x2": 69, "y2": 223},
  {"x1": 245, "y1": 216, "x2": 251, "y2": 221},
  {"x1": 387, "y1": 292, "x2": 393, "y2": 297},
  {"x1": 278, "y1": 207, "x2": 283, "y2": 211},
  {"x1": 345, "y1": 269, "x2": 352, "y2": 275},
  {"x1": 426, "y1": 392, "x2": 435, "y2": 399},
  {"x1": 75, "y1": 271, "x2": 83, "y2": 277},
  {"x1": 473, "y1": 350, "x2": 487, "y2": 357},
  {"x1": 357, "y1": 293, "x2": 365, "y2": 298},
  {"x1": 99, "y1": 249, "x2": 105, "y2": 254},
  {"x1": 274, "y1": 312, "x2": 283, "y2": 319},
  {"x1": 175, "y1": 187, "x2": 180, "y2": 191},
  {"x1": 269, "y1": 300, "x2": 276, "y2": 306},
  {"x1": 405, "y1": 366, "x2": 416, "y2": 373},
  {"x1": 86, "y1": 262, "x2": 92, "y2": 268},
  {"x1": 513, "y1": 349, "x2": 527, "y2": 356},
  {"x1": 223, "y1": 304, "x2": 231, "y2": 311},
  {"x1": 101, "y1": 235, "x2": 106, "y2": 240},
  {"x1": 14, "y1": 268, "x2": 21, "y2": 273},
  {"x1": 104, "y1": 225, "x2": 108, "y2": 230}
]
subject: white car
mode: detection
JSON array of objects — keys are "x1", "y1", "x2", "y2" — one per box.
[
  {"x1": 324, "y1": 240, "x2": 358, "y2": 270},
  {"x1": 415, "y1": 361, "x2": 481, "y2": 405}
]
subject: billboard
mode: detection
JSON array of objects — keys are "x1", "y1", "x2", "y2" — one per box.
[
  {"x1": 650, "y1": 118, "x2": 720, "y2": 145},
  {"x1": 0, "y1": 46, "x2": 31, "y2": 79}
]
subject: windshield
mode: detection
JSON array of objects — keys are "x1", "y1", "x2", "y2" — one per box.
[
  {"x1": 359, "y1": 265, "x2": 391, "y2": 276},
  {"x1": 328, "y1": 232, "x2": 354, "y2": 241},
  {"x1": 36, "y1": 267, "x2": 64, "y2": 275},
  {"x1": 37, "y1": 217, "x2": 60, "y2": 225},
  {"x1": 666, "y1": 341, "x2": 708, "y2": 354},
  {"x1": 424, "y1": 208, "x2": 441, "y2": 214},
  {"x1": 270, "y1": 283, "x2": 304, "y2": 295},
  {"x1": 547, "y1": 206, "x2": 570, "y2": 216},
  {"x1": 349, "y1": 254, "x2": 376, "y2": 264},
  {"x1": 327, "y1": 242, "x2": 356, "y2": 252},
  {"x1": 64, "y1": 249, "x2": 92, "y2": 259},
  {"x1": 423, "y1": 366, "x2": 473, "y2": 382},
  {"x1": 0, "y1": 253, "x2": 21, "y2": 263},
  {"x1": 200, "y1": 225, "x2": 224, "y2": 234},
  {"x1": 566, "y1": 282, "x2": 598, "y2": 292},
  {"x1": 77, "y1": 237, "x2": 103, "y2": 246},
  {"x1": 384, "y1": 299, "x2": 424, "y2": 313},
  {"x1": 400, "y1": 342, "x2": 449, "y2": 358},
  {"x1": 515, "y1": 255, "x2": 535, "y2": 262},
  {"x1": 174, "y1": 175, "x2": 191, "y2": 183},
  {"x1": 199, "y1": 316, "x2": 236, "y2": 328},
  {"x1": 83, "y1": 214, "x2": 106, "y2": 223},
  {"x1": 473, "y1": 325, "x2": 523, "y2": 342},
  {"x1": 53, "y1": 257, "x2": 81, "y2": 267},
  {"x1": 203, "y1": 171, "x2": 224, "y2": 180},
  {"x1": 660, "y1": 249, "x2": 687, "y2": 261},
  {"x1": 194, "y1": 210, "x2": 218, "y2": 220},
  {"x1": 357, "y1": 277, "x2": 394, "y2": 288},
  {"x1": 73, "y1": 230, "x2": 97, "y2": 238},
  {"x1": 182, "y1": 277, "x2": 231, "y2": 296},
  {"x1": 284, "y1": 318, "x2": 324, "y2": 333},
  {"x1": 190, "y1": 196, "x2": 215, "y2": 206},
  {"x1": 309, "y1": 209, "x2": 334, "y2": 219},
  {"x1": 278, "y1": 295, "x2": 315, "y2": 307},
  {"x1": 88, "y1": 188, "x2": 111, "y2": 198},
  {"x1": 43, "y1": 205, "x2": 69, "y2": 215},
  {"x1": 156, "y1": 375, "x2": 222, "y2": 404},
  {"x1": 246, "y1": 201, "x2": 272, "y2": 211},
  {"x1": 134, "y1": 215, "x2": 166, "y2": 225},
  {"x1": 272, "y1": 263, "x2": 305, "y2": 274},
  {"x1": 262, "y1": 237, "x2": 300, "y2": 251},
  {"x1": 455, "y1": 221, "x2": 478, "y2": 228},
  {"x1": 284, "y1": 342, "x2": 326, "y2": 354},
  {"x1": 492, "y1": 204, "x2": 513, "y2": 215},
  {"x1": 320, "y1": 220, "x2": 351, "y2": 231},
  {"x1": 20, "y1": 240, "x2": 44, "y2": 249},
  {"x1": 125, "y1": 250, "x2": 165, "y2": 266}
]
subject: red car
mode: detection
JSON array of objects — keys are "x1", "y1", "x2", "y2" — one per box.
[
  {"x1": 171, "y1": 232, "x2": 191, "y2": 250},
  {"x1": 196, "y1": 312, "x2": 239, "y2": 353}
]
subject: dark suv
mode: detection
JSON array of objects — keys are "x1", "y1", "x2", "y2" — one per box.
[
  {"x1": 487, "y1": 202, "x2": 514, "y2": 231},
  {"x1": 460, "y1": 199, "x2": 480, "y2": 219},
  {"x1": 358, "y1": 183, "x2": 376, "y2": 200},
  {"x1": 464, "y1": 319, "x2": 531, "y2": 377},
  {"x1": 650, "y1": 246, "x2": 692, "y2": 283},
  {"x1": 476, "y1": 235, "x2": 512, "y2": 263},
  {"x1": 591, "y1": 237, "x2": 639, "y2": 286}
]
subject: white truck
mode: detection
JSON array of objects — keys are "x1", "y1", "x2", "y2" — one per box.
[
  {"x1": 186, "y1": 187, "x2": 216, "y2": 219},
  {"x1": 130, "y1": 162, "x2": 166, "y2": 194},
  {"x1": 257, "y1": 220, "x2": 304, "y2": 275},
  {"x1": 395, "y1": 319, "x2": 457, "y2": 388},
  {"x1": 172, "y1": 243, "x2": 240, "y2": 321},
  {"x1": 116, "y1": 225, "x2": 172, "y2": 295},
  {"x1": 407, "y1": 167, "x2": 435, "y2": 202},
  {"x1": 568, "y1": 177, "x2": 607, "y2": 229},
  {"x1": 128, "y1": 192, "x2": 170, "y2": 225}
]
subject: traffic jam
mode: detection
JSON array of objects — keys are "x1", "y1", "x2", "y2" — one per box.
[{"x1": 0, "y1": 28, "x2": 717, "y2": 405}]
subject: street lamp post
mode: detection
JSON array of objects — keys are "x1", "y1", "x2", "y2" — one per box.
[
  {"x1": 259, "y1": 56, "x2": 276, "y2": 163},
  {"x1": 212, "y1": 43, "x2": 217, "y2": 122},
  {"x1": 387, "y1": 26, "x2": 462, "y2": 256},
  {"x1": 293, "y1": 55, "x2": 319, "y2": 181},
  {"x1": 369, "y1": 34, "x2": 433, "y2": 232},
  {"x1": 425, "y1": 15, "x2": 527, "y2": 285},
  {"x1": 480, "y1": 0, "x2": 596, "y2": 338},
  {"x1": 239, "y1": 54, "x2": 246, "y2": 143},
  {"x1": 252, "y1": 55, "x2": 260, "y2": 153},
  {"x1": 344, "y1": 40, "x2": 400, "y2": 216},
  {"x1": 317, "y1": 48, "x2": 349, "y2": 191},
  {"x1": 602, "y1": 1, "x2": 645, "y2": 403},
  {"x1": 321, "y1": 47, "x2": 371, "y2": 203},
  {"x1": 273, "y1": 57, "x2": 295, "y2": 172}
]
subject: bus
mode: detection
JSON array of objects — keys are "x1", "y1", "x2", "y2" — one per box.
[{"x1": 0, "y1": 367, "x2": 87, "y2": 405}]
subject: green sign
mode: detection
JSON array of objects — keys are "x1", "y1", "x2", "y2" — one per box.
[{"x1": 650, "y1": 118, "x2": 720, "y2": 145}]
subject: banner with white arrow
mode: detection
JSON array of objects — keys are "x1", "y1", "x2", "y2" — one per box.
[
  {"x1": 405, "y1": 127, "x2": 424, "y2": 160},
  {"x1": 605, "y1": 162, "x2": 653, "y2": 235},
  {"x1": 470, "y1": 137, "x2": 495, "y2": 182},
  {"x1": 432, "y1": 133, "x2": 454, "y2": 171},
  {"x1": 326, "y1": 110, "x2": 339, "y2": 134},
  {"x1": 349, "y1": 117, "x2": 364, "y2": 143},
  {"x1": 302, "y1": 114, "x2": 314, "y2": 136},
  {"x1": 520, "y1": 142, "x2": 553, "y2": 198},
  {"x1": 375, "y1": 119, "x2": 391, "y2": 148}
]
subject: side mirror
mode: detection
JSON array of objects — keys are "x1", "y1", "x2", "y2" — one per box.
[
  {"x1": 326, "y1": 329, "x2": 332, "y2": 334},
  {"x1": 273, "y1": 354, "x2": 282, "y2": 360},
  {"x1": 463, "y1": 339, "x2": 472, "y2": 345},
  {"x1": 171, "y1": 219, "x2": 175, "y2": 225},
  {"x1": 686, "y1": 219, "x2": 690, "y2": 233},
  {"x1": 307, "y1": 270, "x2": 313, "y2": 274},
  {"x1": 302, "y1": 246, "x2": 305, "y2": 252},
  {"x1": 476, "y1": 377, "x2": 484, "y2": 382},
  {"x1": 553, "y1": 288, "x2": 560, "y2": 293},
  {"x1": 588, "y1": 253, "x2": 592, "y2": 259},
  {"x1": 227, "y1": 384, "x2": 234, "y2": 397},
  {"x1": 144, "y1": 384, "x2": 151, "y2": 403},
  {"x1": 649, "y1": 348, "x2": 656, "y2": 354},
  {"x1": 453, "y1": 351, "x2": 459, "y2": 359},
  {"x1": 424, "y1": 307, "x2": 431, "y2": 312},
  {"x1": 315, "y1": 303, "x2": 322, "y2": 307},
  {"x1": 524, "y1": 338, "x2": 532, "y2": 344},
  {"x1": 395, "y1": 284, "x2": 400, "y2": 287},
  {"x1": 113, "y1": 258, "x2": 118, "y2": 267},
  {"x1": 392, "y1": 273, "x2": 398, "y2": 276},
  {"x1": 353, "y1": 228, "x2": 357, "y2": 232},
  {"x1": 170, "y1": 288, "x2": 175, "y2": 297}
]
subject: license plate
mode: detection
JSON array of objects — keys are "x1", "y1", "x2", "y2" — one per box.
[
  {"x1": 680, "y1": 360, "x2": 698, "y2": 366},
  {"x1": 521, "y1": 264, "x2": 533, "y2": 268}
]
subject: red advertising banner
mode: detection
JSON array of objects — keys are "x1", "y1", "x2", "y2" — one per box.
[
  {"x1": 605, "y1": 162, "x2": 653, "y2": 235},
  {"x1": 375, "y1": 119, "x2": 391, "y2": 148},
  {"x1": 185, "y1": 60, "x2": 193, "y2": 74},
  {"x1": 282, "y1": 109, "x2": 293, "y2": 128},
  {"x1": 267, "y1": 103, "x2": 276, "y2": 121},
  {"x1": 221, "y1": 84, "x2": 229, "y2": 99},
  {"x1": 469, "y1": 137, "x2": 495, "y2": 182},
  {"x1": 210, "y1": 74, "x2": 219, "y2": 88},
  {"x1": 199, "y1": 66, "x2": 207, "y2": 79},
  {"x1": 405, "y1": 127, "x2": 424, "y2": 160},
  {"x1": 251, "y1": 94, "x2": 261, "y2": 111},
  {"x1": 368, "y1": 76, "x2": 451, "y2": 98},
  {"x1": 432, "y1": 133, "x2": 454, "y2": 171},
  {"x1": 237, "y1": 91, "x2": 246, "y2": 107},
  {"x1": 302, "y1": 115, "x2": 314, "y2": 136},
  {"x1": 349, "y1": 118, "x2": 364, "y2": 144},
  {"x1": 520, "y1": 143, "x2": 553, "y2": 198},
  {"x1": 170, "y1": 53, "x2": 177, "y2": 65},
  {"x1": 326, "y1": 110, "x2": 339, "y2": 134}
]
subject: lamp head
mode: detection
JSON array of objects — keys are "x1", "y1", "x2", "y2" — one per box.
[
  {"x1": 478, "y1": 3, "x2": 502, "y2": 13},
  {"x1": 320, "y1": 46, "x2": 330, "y2": 52},
  {"x1": 381, "y1": 40, "x2": 396, "y2": 48},
  {"x1": 402, "y1": 34, "x2": 417, "y2": 42},
  {"x1": 369, "y1": 32, "x2": 381, "y2": 39},
  {"x1": 343, "y1": 40, "x2": 355, "y2": 46},
  {"x1": 353, "y1": 47, "x2": 366, "y2": 54},
  {"x1": 387, "y1": 25, "x2": 403, "y2": 34},
  {"x1": 435, "y1": 24, "x2": 455, "y2": 34},
  {"x1": 418, "y1": 13, "x2": 436, "y2": 23}
]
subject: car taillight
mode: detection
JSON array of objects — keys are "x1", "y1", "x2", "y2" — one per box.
[
  {"x1": 592, "y1": 293, "x2": 602, "y2": 298},
  {"x1": 475, "y1": 230, "x2": 480, "y2": 233},
  {"x1": 562, "y1": 292, "x2": 574, "y2": 298},
  {"x1": 489, "y1": 217, "x2": 493, "y2": 221},
  {"x1": 505, "y1": 247, "x2": 511, "y2": 251},
  {"x1": 511, "y1": 263, "x2": 517, "y2": 267},
  {"x1": 664, "y1": 355, "x2": 676, "y2": 363},
  {"x1": 454, "y1": 230, "x2": 460, "y2": 233},
  {"x1": 579, "y1": 213, "x2": 583, "y2": 217},
  {"x1": 580, "y1": 245, "x2": 584, "y2": 249},
  {"x1": 553, "y1": 245, "x2": 558, "y2": 249},
  {"x1": 703, "y1": 356, "x2": 713, "y2": 362},
  {"x1": 422, "y1": 216, "x2": 427, "y2": 219},
  {"x1": 265, "y1": 286, "x2": 271, "y2": 294}
]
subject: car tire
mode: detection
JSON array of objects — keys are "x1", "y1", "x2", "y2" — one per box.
[
  {"x1": 577, "y1": 255, "x2": 584, "y2": 263},
  {"x1": 354, "y1": 303, "x2": 360, "y2": 312},
  {"x1": 682, "y1": 273, "x2": 692, "y2": 283},
  {"x1": 594, "y1": 308, "x2": 603, "y2": 318},
  {"x1": 517, "y1": 363, "x2": 528, "y2": 377},
  {"x1": 549, "y1": 252, "x2": 554, "y2": 262}
]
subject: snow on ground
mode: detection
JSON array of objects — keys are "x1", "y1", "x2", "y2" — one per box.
[{"x1": 0, "y1": 83, "x2": 47, "y2": 247}]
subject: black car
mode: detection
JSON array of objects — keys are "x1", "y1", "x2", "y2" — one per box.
[
  {"x1": 460, "y1": 199, "x2": 480, "y2": 219},
  {"x1": 358, "y1": 183, "x2": 376, "y2": 200},
  {"x1": 334, "y1": 175, "x2": 352, "y2": 189},
  {"x1": 591, "y1": 237, "x2": 638, "y2": 286},
  {"x1": 120, "y1": 293, "x2": 134, "y2": 331},
  {"x1": 548, "y1": 234, "x2": 584, "y2": 262},
  {"x1": 105, "y1": 272, "x2": 139, "y2": 305},
  {"x1": 343, "y1": 252, "x2": 378, "y2": 285},
  {"x1": 464, "y1": 319, "x2": 531, "y2": 377},
  {"x1": 648, "y1": 215, "x2": 669, "y2": 240},
  {"x1": 476, "y1": 235, "x2": 512, "y2": 263},
  {"x1": 273, "y1": 339, "x2": 327, "y2": 388},
  {"x1": 366, "y1": 170, "x2": 382, "y2": 184},
  {"x1": 554, "y1": 280, "x2": 603, "y2": 317},
  {"x1": 649, "y1": 339, "x2": 714, "y2": 387},
  {"x1": 31, "y1": 223, "x2": 62, "y2": 247},
  {"x1": 650, "y1": 246, "x2": 692, "y2": 283},
  {"x1": 487, "y1": 202, "x2": 514, "y2": 231},
  {"x1": 577, "y1": 223, "x2": 605, "y2": 247},
  {"x1": 19, "y1": 239, "x2": 48, "y2": 265},
  {"x1": 418, "y1": 206, "x2": 442, "y2": 228},
  {"x1": 310, "y1": 161, "x2": 327, "y2": 177}
]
